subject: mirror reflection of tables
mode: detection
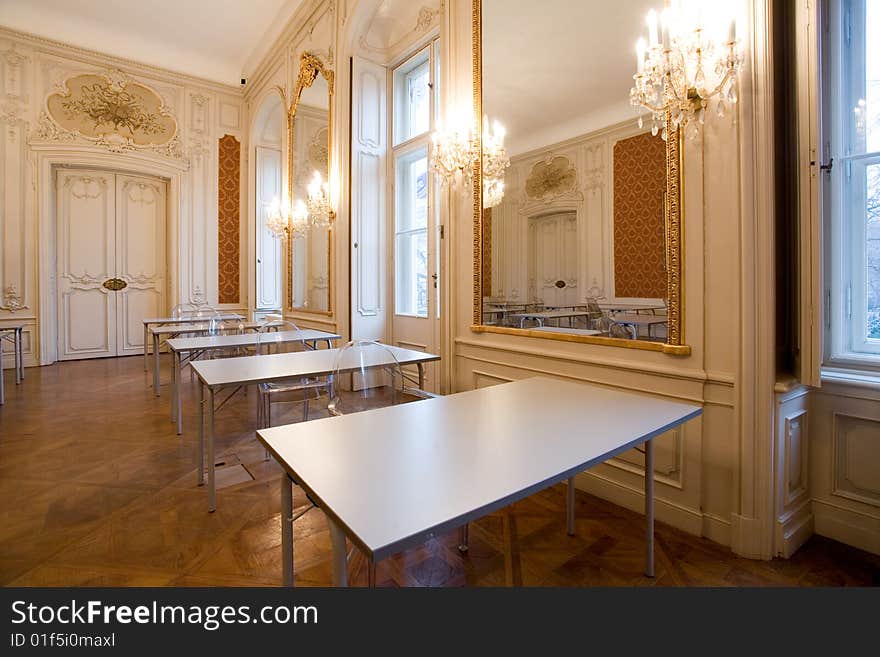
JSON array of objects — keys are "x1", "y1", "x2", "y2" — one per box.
[{"x1": 481, "y1": 298, "x2": 667, "y2": 341}]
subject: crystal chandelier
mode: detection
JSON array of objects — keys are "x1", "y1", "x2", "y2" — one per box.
[
  {"x1": 431, "y1": 114, "x2": 510, "y2": 208},
  {"x1": 431, "y1": 123, "x2": 478, "y2": 185},
  {"x1": 306, "y1": 171, "x2": 332, "y2": 228},
  {"x1": 630, "y1": 1, "x2": 743, "y2": 137},
  {"x1": 266, "y1": 197, "x2": 309, "y2": 239}
]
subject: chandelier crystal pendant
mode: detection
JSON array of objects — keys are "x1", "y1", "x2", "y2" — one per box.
[
  {"x1": 432, "y1": 113, "x2": 510, "y2": 206},
  {"x1": 431, "y1": 124, "x2": 479, "y2": 185},
  {"x1": 630, "y1": 1, "x2": 744, "y2": 138},
  {"x1": 306, "y1": 171, "x2": 332, "y2": 228},
  {"x1": 480, "y1": 116, "x2": 510, "y2": 208},
  {"x1": 266, "y1": 197, "x2": 309, "y2": 239}
]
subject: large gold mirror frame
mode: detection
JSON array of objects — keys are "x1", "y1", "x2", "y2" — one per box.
[
  {"x1": 469, "y1": 0, "x2": 689, "y2": 356},
  {"x1": 279, "y1": 52, "x2": 335, "y2": 316}
]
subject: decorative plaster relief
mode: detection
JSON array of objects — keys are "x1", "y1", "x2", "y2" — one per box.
[
  {"x1": 524, "y1": 155, "x2": 578, "y2": 201},
  {"x1": 0, "y1": 284, "x2": 27, "y2": 312},
  {"x1": 33, "y1": 69, "x2": 185, "y2": 160}
]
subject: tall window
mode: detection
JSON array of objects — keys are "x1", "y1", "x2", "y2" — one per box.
[
  {"x1": 826, "y1": 0, "x2": 880, "y2": 365},
  {"x1": 392, "y1": 44, "x2": 438, "y2": 317}
]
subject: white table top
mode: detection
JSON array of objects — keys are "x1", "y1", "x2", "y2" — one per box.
[
  {"x1": 150, "y1": 321, "x2": 263, "y2": 337},
  {"x1": 166, "y1": 329, "x2": 340, "y2": 352},
  {"x1": 257, "y1": 376, "x2": 701, "y2": 561},
  {"x1": 599, "y1": 303, "x2": 665, "y2": 310},
  {"x1": 190, "y1": 344, "x2": 439, "y2": 388},
  {"x1": 509, "y1": 310, "x2": 592, "y2": 319},
  {"x1": 611, "y1": 313, "x2": 668, "y2": 325},
  {"x1": 143, "y1": 314, "x2": 245, "y2": 325},
  {"x1": 527, "y1": 326, "x2": 602, "y2": 336}
]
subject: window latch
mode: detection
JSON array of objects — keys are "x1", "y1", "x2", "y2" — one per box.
[{"x1": 819, "y1": 158, "x2": 833, "y2": 172}]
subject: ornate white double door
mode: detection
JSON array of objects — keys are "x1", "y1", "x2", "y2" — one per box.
[{"x1": 56, "y1": 169, "x2": 167, "y2": 360}]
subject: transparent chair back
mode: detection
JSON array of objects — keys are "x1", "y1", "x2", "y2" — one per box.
[
  {"x1": 255, "y1": 320, "x2": 313, "y2": 356},
  {"x1": 171, "y1": 303, "x2": 197, "y2": 320},
  {"x1": 584, "y1": 297, "x2": 605, "y2": 329},
  {"x1": 256, "y1": 321, "x2": 329, "y2": 427},
  {"x1": 328, "y1": 341, "x2": 408, "y2": 417},
  {"x1": 208, "y1": 314, "x2": 245, "y2": 337}
]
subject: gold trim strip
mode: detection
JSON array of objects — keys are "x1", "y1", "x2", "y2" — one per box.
[
  {"x1": 470, "y1": 325, "x2": 691, "y2": 356},
  {"x1": 284, "y1": 51, "x2": 335, "y2": 318}
]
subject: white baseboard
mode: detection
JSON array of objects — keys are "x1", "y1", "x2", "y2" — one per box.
[
  {"x1": 775, "y1": 501, "x2": 814, "y2": 558},
  {"x1": 813, "y1": 499, "x2": 880, "y2": 555},
  {"x1": 573, "y1": 470, "x2": 709, "y2": 540}
]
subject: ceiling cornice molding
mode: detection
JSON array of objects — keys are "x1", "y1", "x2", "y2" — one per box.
[
  {"x1": 243, "y1": 0, "x2": 331, "y2": 99},
  {"x1": 0, "y1": 25, "x2": 242, "y2": 96},
  {"x1": 509, "y1": 115, "x2": 647, "y2": 163}
]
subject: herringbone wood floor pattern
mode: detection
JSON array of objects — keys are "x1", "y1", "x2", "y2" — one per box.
[{"x1": 0, "y1": 356, "x2": 877, "y2": 587}]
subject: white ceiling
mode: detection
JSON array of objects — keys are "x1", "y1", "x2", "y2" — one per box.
[
  {"x1": 483, "y1": 0, "x2": 656, "y2": 156},
  {"x1": 0, "y1": 0, "x2": 305, "y2": 85}
]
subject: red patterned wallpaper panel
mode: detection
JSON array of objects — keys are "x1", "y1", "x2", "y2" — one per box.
[
  {"x1": 482, "y1": 208, "x2": 492, "y2": 294},
  {"x1": 218, "y1": 134, "x2": 240, "y2": 304},
  {"x1": 613, "y1": 132, "x2": 666, "y2": 299}
]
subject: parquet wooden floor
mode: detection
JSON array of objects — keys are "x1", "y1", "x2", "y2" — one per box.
[{"x1": 1, "y1": 356, "x2": 877, "y2": 587}]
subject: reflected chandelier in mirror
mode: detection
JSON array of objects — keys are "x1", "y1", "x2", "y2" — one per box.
[
  {"x1": 470, "y1": 0, "x2": 689, "y2": 356},
  {"x1": 275, "y1": 52, "x2": 335, "y2": 316}
]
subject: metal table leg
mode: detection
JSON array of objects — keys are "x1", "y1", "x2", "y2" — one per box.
[
  {"x1": 281, "y1": 474, "x2": 294, "y2": 586},
  {"x1": 417, "y1": 362, "x2": 425, "y2": 389},
  {"x1": 175, "y1": 350, "x2": 184, "y2": 435},
  {"x1": 143, "y1": 323, "x2": 150, "y2": 371},
  {"x1": 152, "y1": 331, "x2": 161, "y2": 396},
  {"x1": 198, "y1": 381, "x2": 205, "y2": 486},
  {"x1": 567, "y1": 475, "x2": 576, "y2": 536},
  {"x1": 207, "y1": 385, "x2": 216, "y2": 512},
  {"x1": 645, "y1": 438, "x2": 655, "y2": 577},
  {"x1": 14, "y1": 328, "x2": 22, "y2": 384},
  {"x1": 327, "y1": 515, "x2": 349, "y2": 587},
  {"x1": 458, "y1": 524, "x2": 469, "y2": 553},
  {"x1": 171, "y1": 349, "x2": 177, "y2": 424}
]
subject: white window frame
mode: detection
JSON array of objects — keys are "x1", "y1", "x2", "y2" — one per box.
[
  {"x1": 390, "y1": 41, "x2": 439, "y2": 319},
  {"x1": 823, "y1": 0, "x2": 880, "y2": 370}
]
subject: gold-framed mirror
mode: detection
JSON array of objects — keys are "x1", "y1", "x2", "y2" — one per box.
[
  {"x1": 471, "y1": 0, "x2": 689, "y2": 356},
  {"x1": 285, "y1": 52, "x2": 335, "y2": 315}
]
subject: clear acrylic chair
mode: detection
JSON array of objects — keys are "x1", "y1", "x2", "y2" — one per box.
[
  {"x1": 584, "y1": 298, "x2": 605, "y2": 330},
  {"x1": 326, "y1": 340, "x2": 440, "y2": 585},
  {"x1": 207, "y1": 314, "x2": 248, "y2": 358},
  {"x1": 256, "y1": 320, "x2": 331, "y2": 429},
  {"x1": 327, "y1": 340, "x2": 434, "y2": 417},
  {"x1": 171, "y1": 303, "x2": 197, "y2": 320}
]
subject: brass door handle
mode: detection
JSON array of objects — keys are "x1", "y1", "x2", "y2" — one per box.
[{"x1": 102, "y1": 278, "x2": 127, "y2": 291}]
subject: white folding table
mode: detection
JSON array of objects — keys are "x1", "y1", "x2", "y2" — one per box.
[
  {"x1": 149, "y1": 321, "x2": 263, "y2": 395},
  {"x1": 191, "y1": 345, "x2": 440, "y2": 512},
  {"x1": 0, "y1": 325, "x2": 24, "y2": 384},
  {"x1": 166, "y1": 329, "x2": 341, "y2": 435},
  {"x1": 257, "y1": 376, "x2": 701, "y2": 587},
  {"x1": 527, "y1": 326, "x2": 602, "y2": 337},
  {"x1": 510, "y1": 310, "x2": 593, "y2": 328},
  {"x1": 142, "y1": 314, "x2": 246, "y2": 372},
  {"x1": 611, "y1": 313, "x2": 668, "y2": 340}
]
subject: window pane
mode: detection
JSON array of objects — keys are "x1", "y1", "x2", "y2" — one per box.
[
  {"x1": 393, "y1": 50, "x2": 430, "y2": 144},
  {"x1": 395, "y1": 148, "x2": 428, "y2": 232},
  {"x1": 395, "y1": 232, "x2": 428, "y2": 316},
  {"x1": 865, "y1": 0, "x2": 880, "y2": 152},
  {"x1": 868, "y1": 162, "x2": 880, "y2": 339},
  {"x1": 845, "y1": 0, "x2": 880, "y2": 155},
  {"x1": 395, "y1": 147, "x2": 428, "y2": 316}
]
